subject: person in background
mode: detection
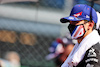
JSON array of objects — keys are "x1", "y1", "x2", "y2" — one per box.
[
  {"x1": 0, "y1": 51, "x2": 20, "y2": 67},
  {"x1": 60, "y1": 4, "x2": 100, "y2": 67},
  {"x1": 55, "y1": 38, "x2": 74, "y2": 67},
  {"x1": 45, "y1": 38, "x2": 64, "y2": 60},
  {"x1": 45, "y1": 37, "x2": 74, "y2": 67},
  {"x1": 4, "y1": 51, "x2": 21, "y2": 67}
]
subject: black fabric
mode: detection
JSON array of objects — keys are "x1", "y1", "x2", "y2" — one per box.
[
  {"x1": 75, "y1": 42, "x2": 100, "y2": 67},
  {"x1": 68, "y1": 24, "x2": 76, "y2": 34},
  {"x1": 97, "y1": 29, "x2": 100, "y2": 35}
]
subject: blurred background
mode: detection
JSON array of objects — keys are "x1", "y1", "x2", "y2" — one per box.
[{"x1": 0, "y1": 0, "x2": 100, "y2": 67}]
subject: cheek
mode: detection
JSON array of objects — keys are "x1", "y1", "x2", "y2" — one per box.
[{"x1": 84, "y1": 24, "x2": 89, "y2": 31}]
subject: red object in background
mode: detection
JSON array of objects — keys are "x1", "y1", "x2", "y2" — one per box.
[{"x1": 56, "y1": 38, "x2": 63, "y2": 43}]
